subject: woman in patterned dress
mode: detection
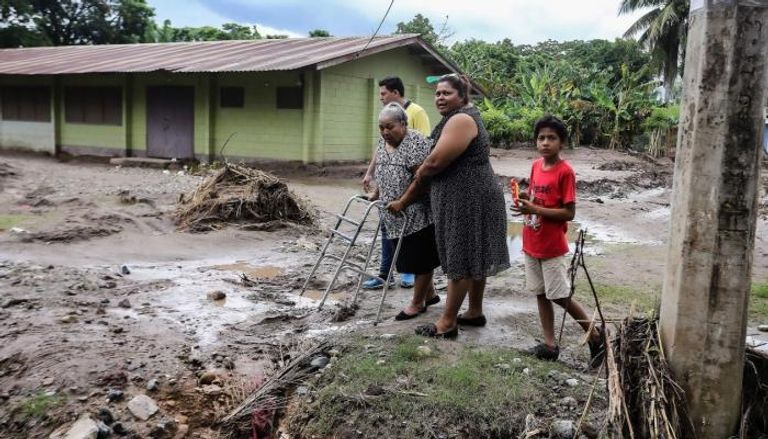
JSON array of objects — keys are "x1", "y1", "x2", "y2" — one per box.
[
  {"x1": 370, "y1": 103, "x2": 441, "y2": 320},
  {"x1": 388, "y1": 75, "x2": 509, "y2": 338}
]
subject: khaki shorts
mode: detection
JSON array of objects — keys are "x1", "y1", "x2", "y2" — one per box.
[{"x1": 525, "y1": 254, "x2": 571, "y2": 300}]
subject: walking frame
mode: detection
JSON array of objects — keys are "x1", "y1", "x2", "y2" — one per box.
[{"x1": 299, "y1": 194, "x2": 409, "y2": 323}]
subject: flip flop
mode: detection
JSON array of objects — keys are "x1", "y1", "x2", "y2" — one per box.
[
  {"x1": 457, "y1": 314, "x2": 487, "y2": 327},
  {"x1": 414, "y1": 323, "x2": 458, "y2": 339}
]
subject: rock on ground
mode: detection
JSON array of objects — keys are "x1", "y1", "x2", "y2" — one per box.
[
  {"x1": 49, "y1": 415, "x2": 99, "y2": 439},
  {"x1": 127, "y1": 394, "x2": 159, "y2": 421}
]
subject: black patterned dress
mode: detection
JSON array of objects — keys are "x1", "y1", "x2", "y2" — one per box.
[{"x1": 429, "y1": 106, "x2": 510, "y2": 279}]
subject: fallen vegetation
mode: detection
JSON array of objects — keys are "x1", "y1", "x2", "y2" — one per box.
[{"x1": 174, "y1": 164, "x2": 315, "y2": 232}]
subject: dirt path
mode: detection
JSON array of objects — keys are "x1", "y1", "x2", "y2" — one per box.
[{"x1": 1, "y1": 149, "x2": 767, "y2": 438}]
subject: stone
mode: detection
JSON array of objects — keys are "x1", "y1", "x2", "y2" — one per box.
[
  {"x1": 494, "y1": 363, "x2": 511, "y2": 371},
  {"x1": 206, "y1": 290, "x2": 226, "y2": 301},
  {"x1": 175, "y1": 415, "x2": 189, "y2": 424},
  {"x1": 550, "y1": 419, "x2": 575, "y2": 439},
  {"x1": 512, "y1": 357, "x2": 522, "y2": 364},
  {"x1": 376, "y1": 359, "x2": 386, "y2": 365},
  {"x1": 565, "y1": 378, "x2": 579, "y2": 387},
  {"x1": 415, "y1": 346, "x2": 432, "y2": 357},
  {"x1": 310, "y1": 356, "x2": 330, "y2": 370},
  {"x1": 202, "y1": 384, "x2": 222, "y2": 396},
  {"x1": 49, "y1": 414, "x2": 99, "y2": 439},
  {"x1": 60, "y1": 315, "x2": 78, "y2": 324},
  {"x1": 523, "y1": 368, "x2": 531, "y2": 375},
  {"x1": 328, "y1": 349, "x2": 341, "y2": 357},
  {"x1": 96, "y1": 421, "x2": 111, "y2": 439},
  {"x1": 146, "y1": 379, "x2": 159, "y2": 391},
  {"x1": 379, "y1": 333, "x2": 396, "y2": 339},
  {"x1": 117, "y1": 299, "x2": 131, "y2": 309},
  {"x1": 127, "y1": 394, "x2": 159, "y2": 420},
  {"x1": 97, "y1": 408, "x2": 114, "y2": 425},
  {"x1": 296, "y1": 386, "x2": 310, "y2": 396},
  {"x1": 198, "y1": 370, "x2": 221, "y2": 385},
  {"x1": 758, "y1": 324, "x2": 768, "y2": 332},
  {"x1": 560, "y1": 396, "x2": 578, "y2": 408},
  {"x1": 148, "y1": 420, "x2": 177, "y2": 438},
  {"x1": 120, "y1": 265, "x2": 131, "y2": 275},
  {"x1": 106, "y1": 389, "x2": 124, "y2": 402},
  {"x1": 111, "y1": 422, "x2": 128, "y2": 436},
  {"x1": 174, "y1": 424, "x2": 189, "y2": 438}
]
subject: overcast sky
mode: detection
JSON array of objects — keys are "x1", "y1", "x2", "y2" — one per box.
[{"x1": 151, "y1": 0, "x2": 649, "y2": 45}]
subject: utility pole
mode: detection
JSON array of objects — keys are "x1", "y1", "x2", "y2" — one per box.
[{"x1": 660, "y1": 1, "x2": 768, "y2": 437}]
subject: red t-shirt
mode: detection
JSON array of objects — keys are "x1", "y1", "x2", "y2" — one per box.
[{"x1": 522, "y1": 158, "x2": 576, "y2": 259}]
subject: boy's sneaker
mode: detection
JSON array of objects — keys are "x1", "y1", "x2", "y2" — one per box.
[
  {"x1": 399, "y1": 273, "x2": 415, "y2": 288},
  {"x1": 528, "y1": 343, "x2": 560, "y2": 361},
  {"x1": 362, "y1": 276, "x2": 395, "y2": 290},
  {"x1": 588, "y1": 329, "x2": 607, "y2": 369}
]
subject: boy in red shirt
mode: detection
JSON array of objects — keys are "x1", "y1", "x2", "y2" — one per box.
[{"x1": 512, "y1": 116, "x2": 604, "y2": 367}]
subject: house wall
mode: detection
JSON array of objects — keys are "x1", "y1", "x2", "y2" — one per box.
[
  {"x1": 58, "y1": 74, "x2": 126, "y2": 156},
  {"x1": 212, "y1": 71, "x2": 305, "y2": 161},
  {"x1": 320, "y1": 47, "x2": 442, "y2": 162},
  {"x1": 0, "y1": 75, "x2": 55, "y2": 154}
]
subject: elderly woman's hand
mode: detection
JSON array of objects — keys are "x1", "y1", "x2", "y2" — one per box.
[{"x1": 387, "y1": 199, "x2": 406, "y2": 214}]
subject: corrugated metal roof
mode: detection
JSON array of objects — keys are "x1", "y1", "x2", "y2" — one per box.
[{"x1": 0, "y1": 34, "x2": 445, "y2": 75}]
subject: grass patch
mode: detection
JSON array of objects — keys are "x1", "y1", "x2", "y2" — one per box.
[
  {"x1": 0, "y1": 214, "x2": 32, "y2": 231},
  {"x1": 751, "y1": 281, "x2": 768, "y2": 320},
  {"x1": 16, "y1": 392, "x2": 63, "y2": 419},
  {"x1": 576, "y1": 280, "x2": 659, "y2": 315},
  {"x1": 284, "y1": 335, "x2": 604, "y2": 438}
]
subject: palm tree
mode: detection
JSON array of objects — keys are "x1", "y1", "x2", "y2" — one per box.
[{"x1": 620, "y1": 0, "x2": 689, "y2": 102}]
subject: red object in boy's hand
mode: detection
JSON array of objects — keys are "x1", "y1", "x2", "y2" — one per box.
[{"x1": 509, "y1": 178, "x2": 520, "y2": 207}]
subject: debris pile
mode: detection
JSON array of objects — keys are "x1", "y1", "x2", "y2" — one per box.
[
  {"x1": 174, "y1": 164, "x2": 315, "y2": 232},
  {"x1": 742, "y1": 347, "x2": 768, "y2": 437},
  {"x1": 607, "y1": 316, "x2": 691, "y2": 438}
]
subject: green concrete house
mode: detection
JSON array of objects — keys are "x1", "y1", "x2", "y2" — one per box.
[{"x1": 0, "y1": 35, "x2": 473, "y2": 163}]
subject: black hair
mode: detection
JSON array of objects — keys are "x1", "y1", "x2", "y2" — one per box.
[
  {"x1": 437, "y1": 73, "x2": 470, "y2": 105},
  {"x1": 533, "y1": 115, "x2": 568, "y2": 142},
  {"x1": 378, "y1": 76, "x2": 405, "y2": 97}
]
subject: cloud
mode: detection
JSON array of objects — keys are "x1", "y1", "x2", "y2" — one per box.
[{"x1": 151, "y1": 0, "x2": 650, "y2": 44}]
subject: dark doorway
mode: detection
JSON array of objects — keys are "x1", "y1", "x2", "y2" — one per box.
[{"x1": 146, "y1": 86, "x2": 194, "y2": 158}]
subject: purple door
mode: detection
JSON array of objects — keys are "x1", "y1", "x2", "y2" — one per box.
[{"x1": 146, "y1": 86, "x2": 194, "y2": 159}]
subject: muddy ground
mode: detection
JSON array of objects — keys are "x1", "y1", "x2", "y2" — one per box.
[{"x1": 1, "y1": 148, "x2": 768, "y2": 438}]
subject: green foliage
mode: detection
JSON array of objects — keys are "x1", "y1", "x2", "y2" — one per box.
[
  {"x1": 751, "y1": 282, "x2": 768, "y2": 320},
  {"x1": 17, "y1": 392, "x2": 63, "y2": 419},
  {"x1": 0, "y1": 0, "x2": 157, "y2": 47},
  {"x1": 451, "y1": 38, "x2": 661, "y2": 150},
  {"x1": 308, "y1": 29, "x2": 331, "y2": 37},
  {"x1": 395, "y1": 13, "x2": 438, "y2": 45},
  {"x1": 620, "y1": 0, "x2": 689, "y2": 101}
]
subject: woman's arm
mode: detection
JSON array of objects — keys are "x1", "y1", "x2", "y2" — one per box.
[{"x1": 388, "y1": 114, "x2": 478, "y2": 213}]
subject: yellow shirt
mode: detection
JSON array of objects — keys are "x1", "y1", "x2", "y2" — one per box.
[{"x1": 404, "y1": 101, "x2": 431, "y2": 137}]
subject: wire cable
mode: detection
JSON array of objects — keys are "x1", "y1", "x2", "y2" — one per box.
[{"x1": 356, "y1": 0, "x2": 395, "y2": 58}]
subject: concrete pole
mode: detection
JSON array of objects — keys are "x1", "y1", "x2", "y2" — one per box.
[{"x1": 660, "y1": 1, "x2": 768, "y2": 437}]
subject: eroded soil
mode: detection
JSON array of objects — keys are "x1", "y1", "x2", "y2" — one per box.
[{"x1": 0, "y1": 148, "x2": 767, "y2": 438}]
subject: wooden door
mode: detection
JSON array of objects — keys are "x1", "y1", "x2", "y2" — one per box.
[{"x1": 146, "y1": 86, "x2": 194, "y2": 158}]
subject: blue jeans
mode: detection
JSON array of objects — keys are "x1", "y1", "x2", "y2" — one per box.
[{"x1": 379, "y1": 224, "x2": 394, "y2": 278}]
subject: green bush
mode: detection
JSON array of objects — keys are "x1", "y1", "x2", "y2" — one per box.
[{"x1": 481, "y1": 106, "x2": 515, "y2": 146}]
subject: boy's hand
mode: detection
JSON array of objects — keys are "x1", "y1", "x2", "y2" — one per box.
[
  {"x1": 511, "y1": 198, "x2": 538, "y2": 216},
  {"x1": 518, "y1": 191, "x2": 530, "y2": 201}
]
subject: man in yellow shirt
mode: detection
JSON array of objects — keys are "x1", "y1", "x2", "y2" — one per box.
[{"x1": 362, "y1": 76, "x2": 432, "y2": 290}]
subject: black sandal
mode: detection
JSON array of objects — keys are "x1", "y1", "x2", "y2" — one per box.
[
  {"x1": 414, "y1": 323, "x2": 458, "y2": 339},
  {"x1": 394, "y1": 307, "x2": 426, "y2": 321},
  {"x1": 457, "y1": 314, "x2": 486, "y2": 327},
  {"x1": 425, "y1": 295, "x2": 440, "y2": 307}
]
